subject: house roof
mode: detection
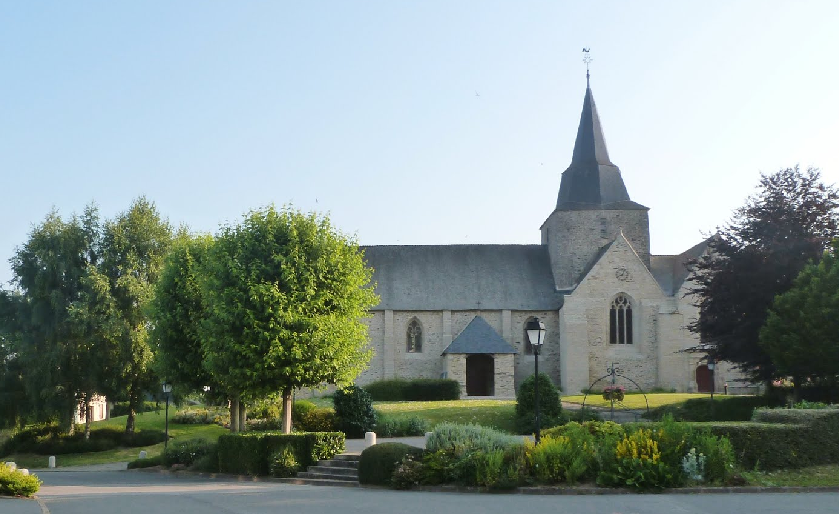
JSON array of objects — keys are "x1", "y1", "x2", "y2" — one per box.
[
  {"x1": 555, "y1": 82, "x2": 647, "y2": 212},
  {"x1": 442, "y1": 315, "x2": 518, "y2": 355},
  {"x1": 361, "y1": 244, "x2": 564, "y2": 311}
]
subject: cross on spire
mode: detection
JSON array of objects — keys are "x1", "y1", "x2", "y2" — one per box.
[{"x1": 582, "y1": 48, "x2": 592, "y2": 88}]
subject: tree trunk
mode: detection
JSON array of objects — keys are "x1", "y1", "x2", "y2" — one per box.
[
  {"x1": 65, "y1": 405, "x2": 76, "y2": 436},
  {"x1": 239, "y1": 403, "x2": 247, "y2": 432},
  {"x1": 792, "y1": 375, "x2": 803, "y2": 404},
  {"x1": 281, "y1": 388, "x2": 293, "y2": 434},
  {"x1": 84, "y1": 395, "x2": 92, "y2": 441},
  {"x1": 230, "y1": 396, "x2": 240, "y2": 433},
  {"x1": 125, "y1": 385, "x2": 138, "y2": 435}
]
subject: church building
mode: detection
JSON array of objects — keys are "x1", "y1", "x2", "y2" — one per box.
[{"x1": 358, "y1": 77, "x2": 744, "y2": 397}]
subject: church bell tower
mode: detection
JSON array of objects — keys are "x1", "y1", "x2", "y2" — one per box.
[{"x1": 541, "y1": 74, "x2": 650, "y2": 290}]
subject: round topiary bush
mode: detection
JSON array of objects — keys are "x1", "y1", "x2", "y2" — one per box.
[
  {"x1": 333, "y1": 385, "x2": 376, "y2": 438},
  {"x1": 358, "y1": 442, "x2": 425, "y2": 485},
  {"x1": 515, "y1": 372, "x2": 564, "y2": 434}
]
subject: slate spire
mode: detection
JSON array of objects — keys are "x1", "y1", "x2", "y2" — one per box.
[{"x1": 556, "y1": 78, "x2": 644, "y2": 210}]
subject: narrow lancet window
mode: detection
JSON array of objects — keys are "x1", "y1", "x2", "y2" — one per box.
[
  {"x1": 609, "y1": 294, "x2": 633, "y2": 345},
  {"x1": 407, "y1": 319, "x2": 423, "y2": 353}
]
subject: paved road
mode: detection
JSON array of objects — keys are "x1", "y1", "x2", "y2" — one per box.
[{"x1": 4, "y1": 470, "x2": 839, "y2": 514}]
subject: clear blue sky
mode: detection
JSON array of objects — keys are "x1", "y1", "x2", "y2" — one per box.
[{"x1": 2, "y1": 1, "x2": 838, "y2": 287}]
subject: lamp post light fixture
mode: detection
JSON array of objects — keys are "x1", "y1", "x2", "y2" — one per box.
[
  {"x1": 525, "y1": 318, "x2": 547, "y2": 444},
  {"x1": 162, "y1": 382, "x2": 173, "y2": 449}
]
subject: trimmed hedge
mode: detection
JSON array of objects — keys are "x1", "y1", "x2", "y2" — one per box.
[
  {"x1": 363, "y1": 378, "x2": 461, "y2": 401},
  {"x1": 646, "y1": 395, "x2": 779, "y2": 422},
  {"x1": 111, "y1": 401, "x2": 161, "y2": 417},
  {"x1": 359, "y1": 442, "x2": 425, "y2": 485},
  {"x1": 217, "y1": 432, "x2": 345, "y2": 476},
  {"x1": 0, "y1": 425, "x2": 166, "y2": 456},
  {"x1": 127, "y1": 455, "x2": 163, "y2": 469},
  {"x1": 706, "y1": 408, "x2": 839, "y2": 470}
]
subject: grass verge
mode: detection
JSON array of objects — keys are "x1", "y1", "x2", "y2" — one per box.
[
  {"x1": 743, "y1": 464, "x2": 839, "y2": 487},
  {"x1": 2, "y1": 410, "x2": 227, "y2": 469},
  {"x1": 562, "y1": 393, "x2": 739, "y2": 410},
  {"x1": 374, "y1": 400, "x2": 517, "y2": 433}
]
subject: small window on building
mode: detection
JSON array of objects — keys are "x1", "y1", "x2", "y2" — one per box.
[
  {"x1": 609, "y1": 294, "x2": 633, "y2": 344},
  {"x1": 407, "y1": 318, "x2": 422, "y2": 353}
]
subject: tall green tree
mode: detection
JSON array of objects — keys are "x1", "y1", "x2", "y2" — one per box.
[
  {"x1": 0, "y1": 290, "x2": 28, "y2": 429},
  {"x1": 100, "y1": 197, "x2": 173, "y2": 434},
  {"x1": 760, "y1": 241, "x2": 839, "y2": 399},
  {"x1": 67, "y1": 266, "x2": 123, "y2": 438},
  {"x1": 688, "y1": 166, "x2": 839, "y2": 381},
  {"x1": 9, "y1": 207, "x2": 102, "y2": 432},
  {"x1": 200, "y1": 206, "x2": 378, "y2": 433},
  {"x1": 149, "y1": 231, "x2": 216, "y2": 393}
]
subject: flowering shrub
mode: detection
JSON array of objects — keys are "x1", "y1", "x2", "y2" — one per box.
[
  {"x1": 172, "y1": 409, "x2": 224, "y2": 425},
  {"x1": 270, "y1": 447, "x2": 299, "y2": 478},
  {"x1": 162, "y1": 439, "x2": 216, "y2": 468},
  {"x1": 598, "y1": 429, "x2": 672, "y2": 490},
  {"x1": 426, "y1": 423, "x2": 521, "y2": 455},
  {"x1": 0, "y1": 463, "x2": 41, "y2": 497},
  {"x1": 526, "y1": 434, "x2": 596, "y2": 484},
  {"x1": 681, "y1": 448, "x2": 706, "y2": 481},
  {"x1": 359, "y1": 442, "x2": 424, "y2": 485},
  {"x1": 601, "y1": 386, "x2": 625, "y2": 402},
  {"x1": 391, "y1": 454, "x2": 424, "y2": 489}
]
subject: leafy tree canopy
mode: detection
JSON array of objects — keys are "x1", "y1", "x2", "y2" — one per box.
[
  {"x1": 688, "y1": 166, "x2": 839, "y2": 381},
  {"x1": 149, "y1": 230, "x2": 216, "y2": 392},
  {"x1": 760, "y1": 240, "x2": 839, "y2": 391},
  {"x1": 199, "y1": 206, "x2": 378, "y2": 430},
  {"x1": 8, "y1": 206, "x2": 101, "y2": 431}
]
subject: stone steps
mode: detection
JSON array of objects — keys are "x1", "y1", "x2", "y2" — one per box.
[{"x1": 280, "y1": 454, "x2": 361, "y2": 487}]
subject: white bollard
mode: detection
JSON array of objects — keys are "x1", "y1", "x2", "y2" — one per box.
[
  {"x1": 4, "y1": 462, "x2": 16, "y2": 471},
  {"x1": 139, "y1": 450, "x2": 148, "y2": 459},
  {"x1": 19, "y1": 469, "x2": 29, "y2": 476},
  {"x1": 48, "y1": 456, "x2": 56, "y2": 468},
  {"x1": 364, "y1": 431, "x2": 377, "y2": 448}
]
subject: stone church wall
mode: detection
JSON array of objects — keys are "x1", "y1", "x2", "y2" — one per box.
[
  {"x1": 509, "y1": 311, "x2": 561, "y2": 391},
  {"x1": 563, "y1": 235, "x2": 666, "y2": 393},
  {"x1": 357, "y1": 309, "x2": 561, "y2": 396},
  {"x1": 542, "y1": 208, "x2": 650, "y2": 290}
]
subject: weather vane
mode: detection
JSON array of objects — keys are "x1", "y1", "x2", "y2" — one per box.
[{"x1": 582, "y1": 47, "x2": 592, "y2": 86}]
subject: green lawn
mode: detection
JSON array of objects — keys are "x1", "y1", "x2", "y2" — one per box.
[
  {"x1": 743, "y1": 464, "x2": 839, "y2": 487},
  {"x1": 3, "y1": 409, "x2": 227, "y2": 469},
  {"x1": 563, "y1": 393, "x2": 721, "y2": 410},
  {"x1": 375, "y1": 400, "x2": 517, "y2": 433}
]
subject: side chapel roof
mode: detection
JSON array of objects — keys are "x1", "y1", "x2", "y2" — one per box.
[{"x1": 441, "y1": 315, "x2": 518, "y2": 355}]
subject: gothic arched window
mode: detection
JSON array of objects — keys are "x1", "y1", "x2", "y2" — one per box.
[
  {"x1": 407, "y1": 318, "x2": 423, "y2": 353},
  {"x1": 609, "y1": 294, "x2": 633, "y2": 345}
]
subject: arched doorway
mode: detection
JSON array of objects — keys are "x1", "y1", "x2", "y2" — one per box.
[
  {"x1": 695, "y1": 365, "x2": 712, "y2": 393},
  {"x1": 466, "y1": 354, "x2": 494, "y2": 396}
]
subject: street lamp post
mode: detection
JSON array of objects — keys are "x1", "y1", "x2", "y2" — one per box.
[
  {"x1": 162, "y1": 382, "x2": 172, "y2": 449},
  {"x1": 525, "y1": 318, "x2": 547, "y2": 444},
  {"x1": 707, "y1": 359, "x2": 716, "y2": 420}
]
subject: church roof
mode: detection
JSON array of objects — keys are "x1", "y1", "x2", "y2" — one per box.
[
  {"x1": 361, "y1": 244, "x2": 565, "y2": 311},
  {"x1": 649, "y1": 238, "x2": 712, "y2": 295},
  {"x1": 555, "y1": 82, "x2": 647, "y2": 211},
  {"x1": 441, "y1": 315, "x2": 518, "y2": 355}
]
